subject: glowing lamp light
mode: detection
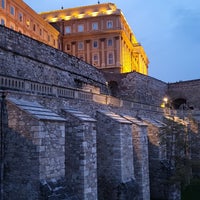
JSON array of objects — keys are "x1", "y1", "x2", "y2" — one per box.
[
  {"x1": 163, "y1": 97, "x2": 168, "y2": 103},
  {"x1": 50, "y1": 17, "x2": 58, "y2": 22},
  {"x1": 91, "y1": 12, "x2": 98, "y2": 17},
  {"x1": 26, "y1": 20, "x2": 30, "y2": 26},
  {"x1": 160, "y1": 103, "x2": 165, "y2": 108},
  {"x1": 64, "y1": 16, "x2": 71, "y2": 20},
  {"x1": 161, "y1": 97, "x2": 169, "y2": 108},
  {"x1": 106, "y1": 9, "x2": 113, "y2": 15},
  {"x1": 77, "y1": 14, "x2": 85, "y2": 19}
]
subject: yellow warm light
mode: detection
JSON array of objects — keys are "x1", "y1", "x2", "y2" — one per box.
[
  {"x1": 91, "y1": 12, "x2": 99, "y2": 17},
  {"x1": 50, "y1": 17, "x2": 58, "y2": 22},
  {"x1": 64, "y1": 16, "x2": 71, "y2": 20},
  {"x1": 106, "y1": 10, "x2": 113, "y2": 15},
  {"x1": 26, "y1": 20, "x2": 30, "y2": 26},
  {"x1": 160, "y1": 103, "x2": 165, "y2": 108},
  {"x1": 163, "y1": 97, "x2": 168, "y2": 103},
  {"x1": 77, "y1": 14, "x2": 85, "y2": 19}
]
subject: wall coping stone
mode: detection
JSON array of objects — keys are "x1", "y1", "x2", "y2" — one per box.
[
  {"x1": 123, "y1": 115, "x2": 147, "y2": 126},
  {"x1": 8, "y1": 97, "x2": 66, "y2": 121},
  {"x1": 62, "y1": 108, "x2": 96, "y2": 122},
  {"x1": 141, "y1": 117, "x2": 166, "y2": 127},
  {"x1": 97, "y1": 110, "x2": 132, "y2": 124}
]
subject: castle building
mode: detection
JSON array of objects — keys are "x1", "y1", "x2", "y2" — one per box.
[
  {"x1": 40, "y1": 3, "x2": 149, "y2": 75},
  {"x1": 0, "y1": 0, "x2": 59, "y2": 48}
]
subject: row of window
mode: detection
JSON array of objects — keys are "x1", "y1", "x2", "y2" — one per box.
[
  {"x1": 1, "y1": 1, "x2": 48, "y2": 36},
  {"x1": 65, "y1": 20, "x2": 113, "y2": 34},
  {"x1": 1, "y1": 0, "x2": 16, "y2": 17},
  {"x1": 1, "y1": 0, "x2": 57, "y2": 47},
  {"x1": 77, "y1": 52, "x2": 115, "y2": 66},
  {"x1": 66, "y1": 38, "x2": 114, "y2": 51},
  {"x1": 0, "y1": 17, "x2": 56, "y2": 47}
]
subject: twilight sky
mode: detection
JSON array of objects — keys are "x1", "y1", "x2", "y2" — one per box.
[{"x1": 24, "y1": 0, "x2": 200, "y2": 83}]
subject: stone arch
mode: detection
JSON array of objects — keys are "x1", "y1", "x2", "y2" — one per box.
[
  {"x1": 171, "y1": 98, "x2": 187, "y2": 110},
  {"x1": 108, "y1": 81, "x2": 119, "y2": 97}
]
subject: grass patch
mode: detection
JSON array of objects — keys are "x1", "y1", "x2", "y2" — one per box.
[{"x1": 182, "y1": 179, "x2": 200, "y2": 200}]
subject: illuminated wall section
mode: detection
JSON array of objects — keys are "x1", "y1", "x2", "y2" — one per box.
[
  {"x1": 40, "y1": 3, "x2": 149, "y2": 75},
  {"x1": 0, "y1": 0, "x2": 59, "y2": 48}
]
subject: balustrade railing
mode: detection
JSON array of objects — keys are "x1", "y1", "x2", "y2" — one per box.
[{"x1": 0, "y1": 75, "x2": 162, "y2": 112}]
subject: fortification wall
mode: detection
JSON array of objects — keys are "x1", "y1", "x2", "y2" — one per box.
[
  {"x1": 0, "y1": 25, "x2": 108, "y2": 93},
  {"x1": 2, "y1": 24, "x2": 200, "y2": 200},
  {"x1": 168, "y1": 80, "x2": 200, "y2": 109},
  {"x1": 105, "y1": 72, "x2": 167, "y2": 106}
]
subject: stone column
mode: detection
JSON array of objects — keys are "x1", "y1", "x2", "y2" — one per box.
[
  {"x1": 115, "y1": 36, "x2": 121, "y2": 67},
  {"x1": 71, "y1": 41, "x2": 76, "y2": 56},
  {"x1": 86, "y1": 40, "x2": 90, "y2": 63},
  {"x1": 100, "y1": 38, "x2": 105, "y2": 67}
]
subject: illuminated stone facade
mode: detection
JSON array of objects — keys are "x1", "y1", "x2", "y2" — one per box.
[
  {"x1": 40, "y1": 3, "x2": 149, "y2": 75},
  {"x1": 2, "y1": 25, "x2": 200, "y2": 200},
  {"x1": 0, "y1": 0, "x2": 59, "y2": 48}
]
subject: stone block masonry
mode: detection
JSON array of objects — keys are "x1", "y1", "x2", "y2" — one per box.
[
  {"x1": 5, "y1": 98, "x2": 66, "y2": 199},
  {"x1": 143, "y1": 118, "x2": 167, "y2": 200},
  {"x1": 0, "y1": 25, "x2": 108, "y2": 94},
  {"x1": 62, "y1": 109, "x2": 97, "y2": 200},
  {"x1": 123, "y1": 116, "x2": 150, "y2": 200},
  {"x1": 1, "y1": 23, "x2": 200, "y2": 200},
  {"x1": 96, "y1": 111, "x2": 136, "y2": 200}
]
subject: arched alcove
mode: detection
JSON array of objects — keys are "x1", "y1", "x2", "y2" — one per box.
[
  {"x1": 108, "y1": 81, "x2": 119, "y2": 97},
  {"x1": 172, "y1": 98, "x2": 187, "y2": 110}
]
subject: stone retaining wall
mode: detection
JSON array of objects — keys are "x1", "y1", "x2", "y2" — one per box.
[{"x1": 0, "y1": 25, "x2": 108, "y2": 93}]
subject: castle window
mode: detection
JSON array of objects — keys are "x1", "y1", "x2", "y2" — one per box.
[
  {"x1": 33, "y1": 24, "x2": 36, "y2": 31},
  {"x1": 0, "y1": 18, "x2": 5, "y2": 26},
  {"x1": 78, "y1": 41, "x2": 84, "y2": 50},
  {"x1": 18, "y1": 13, "x2": 23, "y2": 22},
  {"x1": 93, "y1": 53, "x2": 99, "y2": 66},
  {"x1": 92, "y1": 22, "x2": 98, "y2": 30},
  {"x1": 65, "y1": 26, "x2": 71, "y2": 34},
  {"x1": 93, "y1": 40, "x2": 98, "y2": 48},
  {"x1": 1, "y1": 0, "x2": 5, "y2": 9},
  {"x1": 107, "y1": 52, "x2": 114, "y2": 65},
  {"x1": 26, "y1": 19, "x2": 30, "y2": 27},
  {"x1": 107, "y1": 20, "x2": 113, "y2": 29},
  {"x1": 66, "y1": 44, "x2": 71, "y2": 51},
  {"x1": 10, "y1": 6, "x2": 15, "y2": 16},
  {"x1": 10, "y1": 23, "x2": 15, "y2": 30},
  {"x1": 78, "y1": 24, "x2": 84, "y2": 32},
  {"x1": 107, "y1": 38, "x2": 113, "y2": 46}
]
